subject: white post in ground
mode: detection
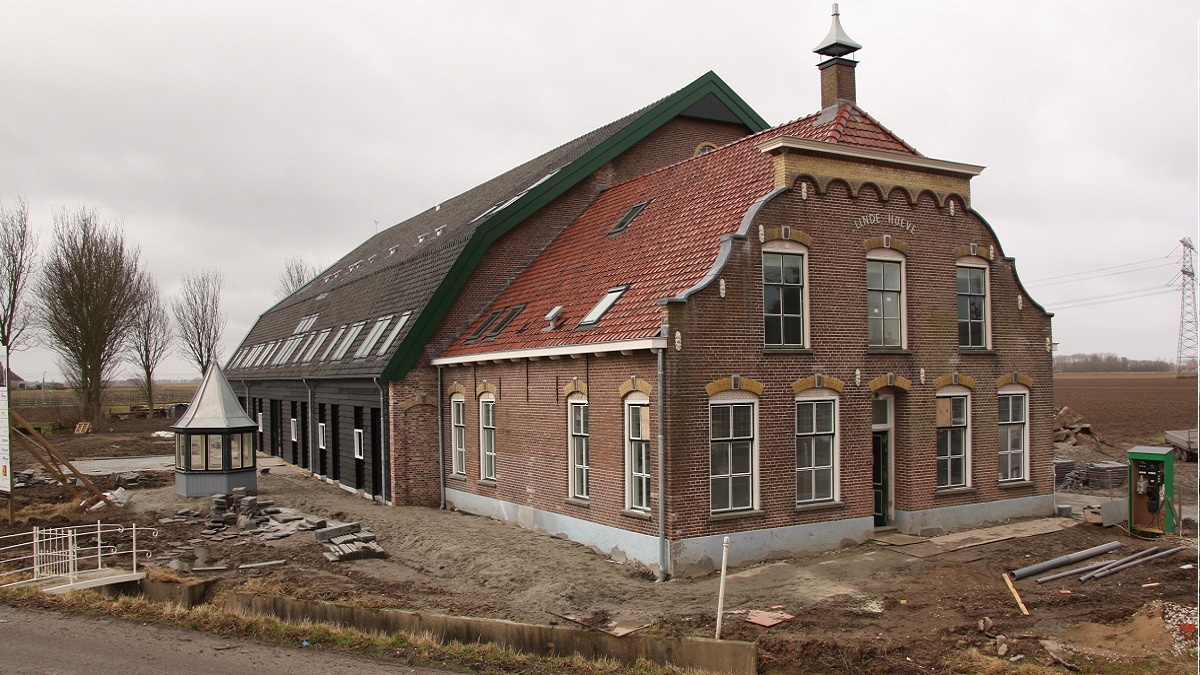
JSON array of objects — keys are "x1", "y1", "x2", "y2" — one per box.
[
  {"x1": 715, "y1": 536, "x2": 730, "y2": 639},
  {"x1": 95, "y1": 521, "x2": 102, "y2": 570},
  {"x1": 132, "y1": 525, "x2": 138, "y2": 573}
]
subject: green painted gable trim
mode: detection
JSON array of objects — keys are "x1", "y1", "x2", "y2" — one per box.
[{"x1": 380, "y1": 72, "x2": 766, "y2": 381}]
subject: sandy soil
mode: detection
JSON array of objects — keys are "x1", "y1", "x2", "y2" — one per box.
[{"x1": 3, "y1": 374, "x2": 1197, "y2": 674}]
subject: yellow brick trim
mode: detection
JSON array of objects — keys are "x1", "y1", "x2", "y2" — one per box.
[
  {"x1": 618, "y1": 376, "x2": 653, "y2": 398},
  {"x1": 953, "y1": 243, "x2": 994, "y2": 261},
  {"x1": 771, "y1": 151, "x2": 973, "y2": 202},
  {"x1": 932, "y1": 373, "x2": 977, "y2": 390},
  {"x1": 995, "y1": 372, "x2": 1035, "y2": 389},
  {"x1": 792, "y1": 375, "x2": 846, "y2": 395},
  {"x1": 868, "y1": 373, "x2": 912, "y2": 392},
  {"x1": 563, "y1": 377, "x2": 588, "y2": 397},
  {"x1": 401, "y1": 394, "x2": 434, "y2": 411},
  {"x1": 476, "y1": 381, "x2": 499, "y2": 398},
  {"x1": 762, "y1": 226, "x2": 813, "y2": 247},
  {"x1": 863, "y1": 235, "x2": 910, "y2": 255},
  {"x1": 445, "y1": 382, "x2": 466, "y2": 397},
  {"x1": 705, "y1": 375, "x2": 765, "y2": 397}
]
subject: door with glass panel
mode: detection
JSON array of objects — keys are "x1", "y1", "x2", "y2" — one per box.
[{"x1": 872, "y1": 396, "x2": 892, "y2": 527}]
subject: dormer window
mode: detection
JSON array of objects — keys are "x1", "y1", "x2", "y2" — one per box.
[
  {"x1": 579, "y1": 286, "x2": 628, "y2": 327},
  {"x1": 610, "y1": 202, "x2": 649, "y2": 235}
]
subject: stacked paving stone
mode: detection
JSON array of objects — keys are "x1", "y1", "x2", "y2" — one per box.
[
  {"x1": 12, "y1": 469, "x2": 58, "y2": 488},
  {"x1": 315, "y1": 522, "x2": 387, "y2": 562}
]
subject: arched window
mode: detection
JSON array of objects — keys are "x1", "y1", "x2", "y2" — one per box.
[
  {"x1": 795, "y1": 389, "x2": 838, "y2": 504},
  {"x1": 957, "y1": 256, "x2": 990, "y2": 349},
  {"x1": 624, "y1": 392, "x2": 651, "y2": 511},
  {"x1": 998, "y1": 384, "x2": 1029, "y2": 481},
  {"x1": 567, "y1": 392, "x2": 589, "y2": 499},
  {"x1": 450, "y1": 393, "x2": 466, "y2": 475},
  {"x1": 763, "y1": 240, "x2": 808, "y2": 347},
  {"x1": 479, "y1": 393, "x2": 496, "y2": 481},
  {"x1": 710, "y1": 390, "x2": 757, "y2": 513},
  {"x1": 867, "y1": 249, "x2": 906, "y2": 348},
  {"x1": 936, "y1": 385, "x2": 971, "y2": 488}
]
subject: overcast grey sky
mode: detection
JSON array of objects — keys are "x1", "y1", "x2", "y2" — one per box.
[{"x1": 1, "y1": 0, "x2": 1196, "y2": 382}]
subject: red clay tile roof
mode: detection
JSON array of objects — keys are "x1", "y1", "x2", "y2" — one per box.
[{"x1": 439, "y1": 105, "x2": 919, "y2": 358}]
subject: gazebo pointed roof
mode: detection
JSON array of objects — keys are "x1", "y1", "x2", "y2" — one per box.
[{"x1": 173, "y1": 363, "x2": 256, "y2": 431}]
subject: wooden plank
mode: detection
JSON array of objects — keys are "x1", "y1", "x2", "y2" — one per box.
[{"x1": 1003, "y1": 573, "x2": 1030, "y2": 616}]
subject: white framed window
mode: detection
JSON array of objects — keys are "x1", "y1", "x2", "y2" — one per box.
[
  {"x1": 580, "y1": 286, "x2": 628, "y2": 326},
  {"x1": 568, "y1": 395, "x2": 589, "y2": 500},
  {"x1": 957, "y1": 263, "x2": 989, "y2": 348},
  {"x1": 450, "y1": 395, "x2": 466, "y2": 474},
  {"x1": 318, "y1": 422, "x2": 327, "y2": 450},
  {"x1": 377, "y1": 311, "x2": 411, "y2": 356},
  {"x1": 355, "y1": 315, "x2": 393, "y2": 358},
  {"x1": 763, "y1": 243, "x2": 807, "y2": 347},
  {"x1": 710, "y1": 392, "x2": 756, "y2": 513},
  {"x1": 320, "y1": 326, "x2": 347, "y2": 361},
  {"x1": 936, "y1": 386, "x2": 971, "y2": 488},
  {"x1": 795, "y1": 394, "x2": 837, "y2": 504},
  {"x1": 290, "y1": 417, "x2": 298, "y2": 442},
  {"x1": 332, "y1": 321, "x2": 365, "y2": 360},
  {"x1": 303, "y1": 329, "x2": 331, "y2": 362},
  {"x1": 256, "y1": 412, "x2": 263, "y2": 432},
  {"x1": 625, "y1": 392, "x2": 651, "y2": 511},
  {"x1": 479, "y1": 395, "x2": 496, "y2": 481},
  {"x1": 998, "y1": 386, "x2": 1029, "y2": 481},
  {"x1": 867, "y1": 250, "x2": 905, "y2": 348},
  {"x1": 353, "y1": 428, "x2": 364, "y2": 460}
]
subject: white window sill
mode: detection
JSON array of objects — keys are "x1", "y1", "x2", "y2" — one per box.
[
  {"x1": 565, "y1": 497, "x2": 590, "y2": 508},
  {"x1": 793, "y1": 500, "x2": 846, "y2": 514},
  {"x1": 476, "y1": 479, "x2": 497, "y2": 488},
  {"x1": 709, "y1": 508, "x2": 764, "y2": 523},
  {"x1": 934, "y1": 486, "x2": 977, "y2": 496},
  {"x1": 621, "y1": 508, "x2": 652, "y2": 521},
  {"x1": 998, "y1": 479, "x2": 1032, "y2": 489}
]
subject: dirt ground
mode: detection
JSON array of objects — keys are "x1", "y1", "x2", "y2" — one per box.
[{"x1": 3, "y1": 375, "x2": 1198, "y2": 674}]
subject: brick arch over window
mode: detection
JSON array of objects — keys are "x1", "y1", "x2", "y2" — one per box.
[
  {"x1": 760, "y1": 225, "x2": 813, "y2": 247},
  {"x1": 953, "y1": 243, "x2": 995, "y2": 262},
  {"x1": 792, "y1": 374, "x2": 846, "y2": 395},
  {"x1": 931, "y1": 373, "x2": 978, "y2": 390},
  {"x1": 618, "y1": 376, "x2": 653, "y2": 398},
  {"x1": 868, "y1": 373, "x2": 912, "y2": 392},
  {"x1": 400, "y1": 394, "x2": 434, "y2": 411},
  {"x1": 863, "y1": 235, "x2": 910, "y2": 255},
  {"x1": 995, "y1": 372, "x2": 1035, "y2": 388},
  {"x1": 563, "y1": 377, "x2": 588, "y2": 397},
  {"x1": 445, "y1": 382, "x2": 466, "y2": 397},
  {"x1": 476, "y1": 381, "x2": 499, "y2": 398},
  {"x1": 705, "y1": 375, "x2": 765, "y2": 397}
]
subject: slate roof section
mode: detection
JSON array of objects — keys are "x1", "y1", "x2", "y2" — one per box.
[
  {"x1": 436, "y1": 105, "x2": 921, "y2": 360},
  {"x1": 173, "y1": 364, "x2": 257, "y2": 431},
  {"x1": 226, "y1": 72, "x2": 767, "y2": 381}
]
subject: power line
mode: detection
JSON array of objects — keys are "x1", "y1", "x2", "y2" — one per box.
[
  {"x1": 1049, "y1": 285, "x2": 1177, "y2": 311},
  {"x1": 1025, "y1": 259, "x2": 1175, "y2": 288}
]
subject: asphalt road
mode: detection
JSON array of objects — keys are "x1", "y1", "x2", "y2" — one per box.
[{"x1": 0, "y1": 605, "x2": 457, "y2": 675}]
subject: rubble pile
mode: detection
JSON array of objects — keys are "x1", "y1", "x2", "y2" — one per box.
[
  {"x1": 315, "y1": 522, "x2": 387, "y2": 562},
  {"x1": 10, "y1": 469, "x2": 57, "y2": 488},
  {"x1": 1053, "y1": 406, "x2": 1095, "y2": 446}
]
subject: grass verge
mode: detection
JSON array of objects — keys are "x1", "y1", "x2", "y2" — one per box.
[{"x1": 0, "y1": 586, "x2": 718, "y2": 675}]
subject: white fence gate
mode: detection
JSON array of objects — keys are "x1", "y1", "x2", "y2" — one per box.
[{"x1": 0, "y1": 522, "x2": 155, "y2": 587}]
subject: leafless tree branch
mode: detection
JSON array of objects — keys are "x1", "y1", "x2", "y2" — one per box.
[
  {"x1": 0, "y1": 195, "x2": 39, "y2": 373},
  {"x1": 276, "y1": 255, "x2": 319, "y2": 299},
  {"x1": 172, "y1": 268, "x2": 225, "y2": 375},
  {"x1": 128, "y1": 273, "x2": 172, "y2": 410}
]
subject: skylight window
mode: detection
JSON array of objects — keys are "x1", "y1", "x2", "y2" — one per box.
[
  {"x1": 485, "y1": 305, "x2": 525, "y2": 340},
  {"x1": 467, "y1": 309, "x2": 505, "y2": 342},
  {"x1": 293, "y1": 333, "x2": 316, "y2": 363},
  {"x1": 377, "y1": 311, "x2": 411, "y2": 356},
  {"x1": 320, "y1": 326, "x2": 347, "y2": 361},
  {"x1": 331, "y1": 322, "x2": 365, "y2": 360},
  {"x1": 610, "y1": 201, "x2": 650, "y2": 235},
  {"x1": 470, "y1": 169, "x2": 561, "y2": 224},
  {"x1": 355, "y1": 315, "x2": 394, "y2": 358},
  {"x1": 579, "y1": 286, "x2": 629, "y2": 326},
  {"x1": 303, "y1": 329, "x2": 331, "y2": 362},
  {"x1": 294, "y1": 314, "x2": 319, "y2": 334}
]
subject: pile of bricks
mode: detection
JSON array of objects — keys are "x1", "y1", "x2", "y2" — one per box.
[
  {"x1": 10, "y1": 469, "x2": 58, "y2": 488},
  {"x1": 315, "y1": 522, "x2": 387, "y2": 562}
]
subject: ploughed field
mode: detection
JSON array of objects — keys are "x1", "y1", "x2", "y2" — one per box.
[{"x1": 1053, "y1": 373, "x2": 1197, "y2": 449}]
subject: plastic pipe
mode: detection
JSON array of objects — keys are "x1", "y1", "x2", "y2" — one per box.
[
  {"x1": 1078, "y1": 546, "x2": 1160, "y2": 583},
  {"x1": 1090, "y1": 546, "x2": 1187, "y2": 580},
  {"x1": 715, "y1": 536, "x2": 730, "y2": 639},
  {"x1": 1009, "y1": 540, "x2": 1122, "y2": 580},
  {"x1": 1035, "y1": 547, "x2": 1156, "y2": 584}
]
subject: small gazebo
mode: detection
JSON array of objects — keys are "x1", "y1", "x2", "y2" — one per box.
[{"x1": 173, "y1": 363, "x2": 257, "y2": 497}]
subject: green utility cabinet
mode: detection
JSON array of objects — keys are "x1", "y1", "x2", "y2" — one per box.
[{"x1": 1127, "y1": 446, "x2": 1175, "y2": 535}]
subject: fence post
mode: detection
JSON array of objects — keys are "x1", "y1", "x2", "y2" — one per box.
[
  {"x1": 68, "y1": 530, "x2": 77, "y2": 583},
  {"x1": 131, "y1": 525, "x2": 138, "y2": 573},
  {"x1": 32, "y1": 526, "x2": 40, "y2": 579},
  {"x1": 95, "y1": 520, "x2": 102, "y2": 570}
]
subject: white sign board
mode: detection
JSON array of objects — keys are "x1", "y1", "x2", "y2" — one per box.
[{"x1": 0, "y1": 344, "x2": 10, "y2": 494}]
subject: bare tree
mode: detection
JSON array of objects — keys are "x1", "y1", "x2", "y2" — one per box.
[
  {"x1": 275, "y1": 255, "x2": 319, "y2": 299},
  {"x1": 173, "y1": 268, "x2": 225, "y2": 374},
  {"x1": 0, "y1": 195, "x2": 39, "y2": 377},
  {"x1": 129, "y1": 274, "x2": 172, "y2": 411},
  {"x1": 37, "y1": 207, "x2": 143, "y2": 425}
]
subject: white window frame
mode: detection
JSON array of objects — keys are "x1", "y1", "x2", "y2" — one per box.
[
  {"x1": 290, "y1": 417, "x2": 299, "y2": 443},
  {"x1": 377, "y1": 311, "x2": 411, "y2": 356},
  {"x1": 317, "y1": 422, "x2": 327, "y2": 450},
  {"x1": 256, "y1": 412, "x2": 263, "y2": 432},
  {"x1": 795, "y1": 391, "x2": 838, "y2": 504},
  {"x1": 479, "y1": 394, "x2": 496, "y2": 481},
  {"x1": 867, "y1": 249, "x2": 906, "y2": 348},
  {"x1": 580, "y1": 286, "x2": 628, "y2": 326},
  {"x1": 331, "y1": 321, "x2": 366, "y2": 360},
  {"x1": 355, "y1": 315, "x2": 393, "y2": 358},
  {"x1": 320, "y1": 326, "x2": 347, "y2": 361},
  {"x1": 936, "y1": 386, "x2": 972, "y2": 488},
  {"x1": 998, "y1": 385, "x2": 1029, "y2": 482},
  {"x1": 450, "y1": 395, "x2": 466, "y2": 475},
  {"x1": 624, "y1": 392, "x2": 651, "y2": 511},
  {"x1": 568, "y1": 394, "x2": 589, "y2": 500},
  {"x1": 763, "y1": 241, "x2": 809, "y2": 348},
  {"x1": 709, "y1": 391, "x2": 758, "y2": 514},
  {"x1": 957, "y1": 259, "x2": 990, "y2": 349},
  {"x1": 353, "y1": 428, "x2": 364, "y2": 460},
  {"x1": 303, "y1": 329, "x2": 331, "y2": 362}
]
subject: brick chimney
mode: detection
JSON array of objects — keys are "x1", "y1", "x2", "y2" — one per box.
[{"x1": 813, "y1": 4, "x2": 862, "y2": 109}]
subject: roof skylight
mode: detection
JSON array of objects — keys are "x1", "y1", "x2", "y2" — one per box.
[
  {"x1": 320, "y1": 326, "x2": 347, "y2": 361},
  {"x1": 377, "y1": 311, "x2": 411, "y2": 356},
  {"x1": 485, "y1": 305, "x2": 525, "y2": 340},
  {"x1": 579, "y1": 286, "x2": 629, "y2": 326},
  {"x1": 331, "y1": 322, "x2": 365, "y2": 360},
  {"x1": 355, "y1": 315, "x2": 394, "y2": 358},
  {"x1": 467, "y1": 309, "x2": 505, "y2": 342},
  {"x1": 303, "y1": 329, "x2": 331, "y2": 362},
  {"x1": 294, "y1": 314, "x2": 319, "y2": 334},
  {"x1": 610, "y1": 201, "x2": 649, "y2": 235}
]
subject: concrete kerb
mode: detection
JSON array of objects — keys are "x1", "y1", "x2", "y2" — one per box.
[{"x1": 225, "y1": 592, "x2": 757, "y2": 675}]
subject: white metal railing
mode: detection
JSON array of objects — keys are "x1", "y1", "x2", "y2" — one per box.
[{"x1": 0, "y1": 522, "x2": 157, "y2": 587}]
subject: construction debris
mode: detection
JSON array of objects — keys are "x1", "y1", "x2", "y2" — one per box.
[{"x1": 1053, "y1": 407, "x2": 1094, "y2": 446}]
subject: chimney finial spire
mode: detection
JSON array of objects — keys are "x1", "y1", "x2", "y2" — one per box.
[{"x1": 813, "y1": 3, "x2": 862, "y2": 59}]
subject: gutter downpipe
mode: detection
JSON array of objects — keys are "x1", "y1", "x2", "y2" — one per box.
[
  {"x1": 374, "y1": 377, "x2": 390, "y2": 504},
  {"x1": 303, "y1": 379, "x2": 314, "y2": 475},
  {"x1": 437, "y1": 366, "x2": 446, "y2": 510},
  {"x1": 656, "y1": 323, "x2": 668, "y2": 581}
]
